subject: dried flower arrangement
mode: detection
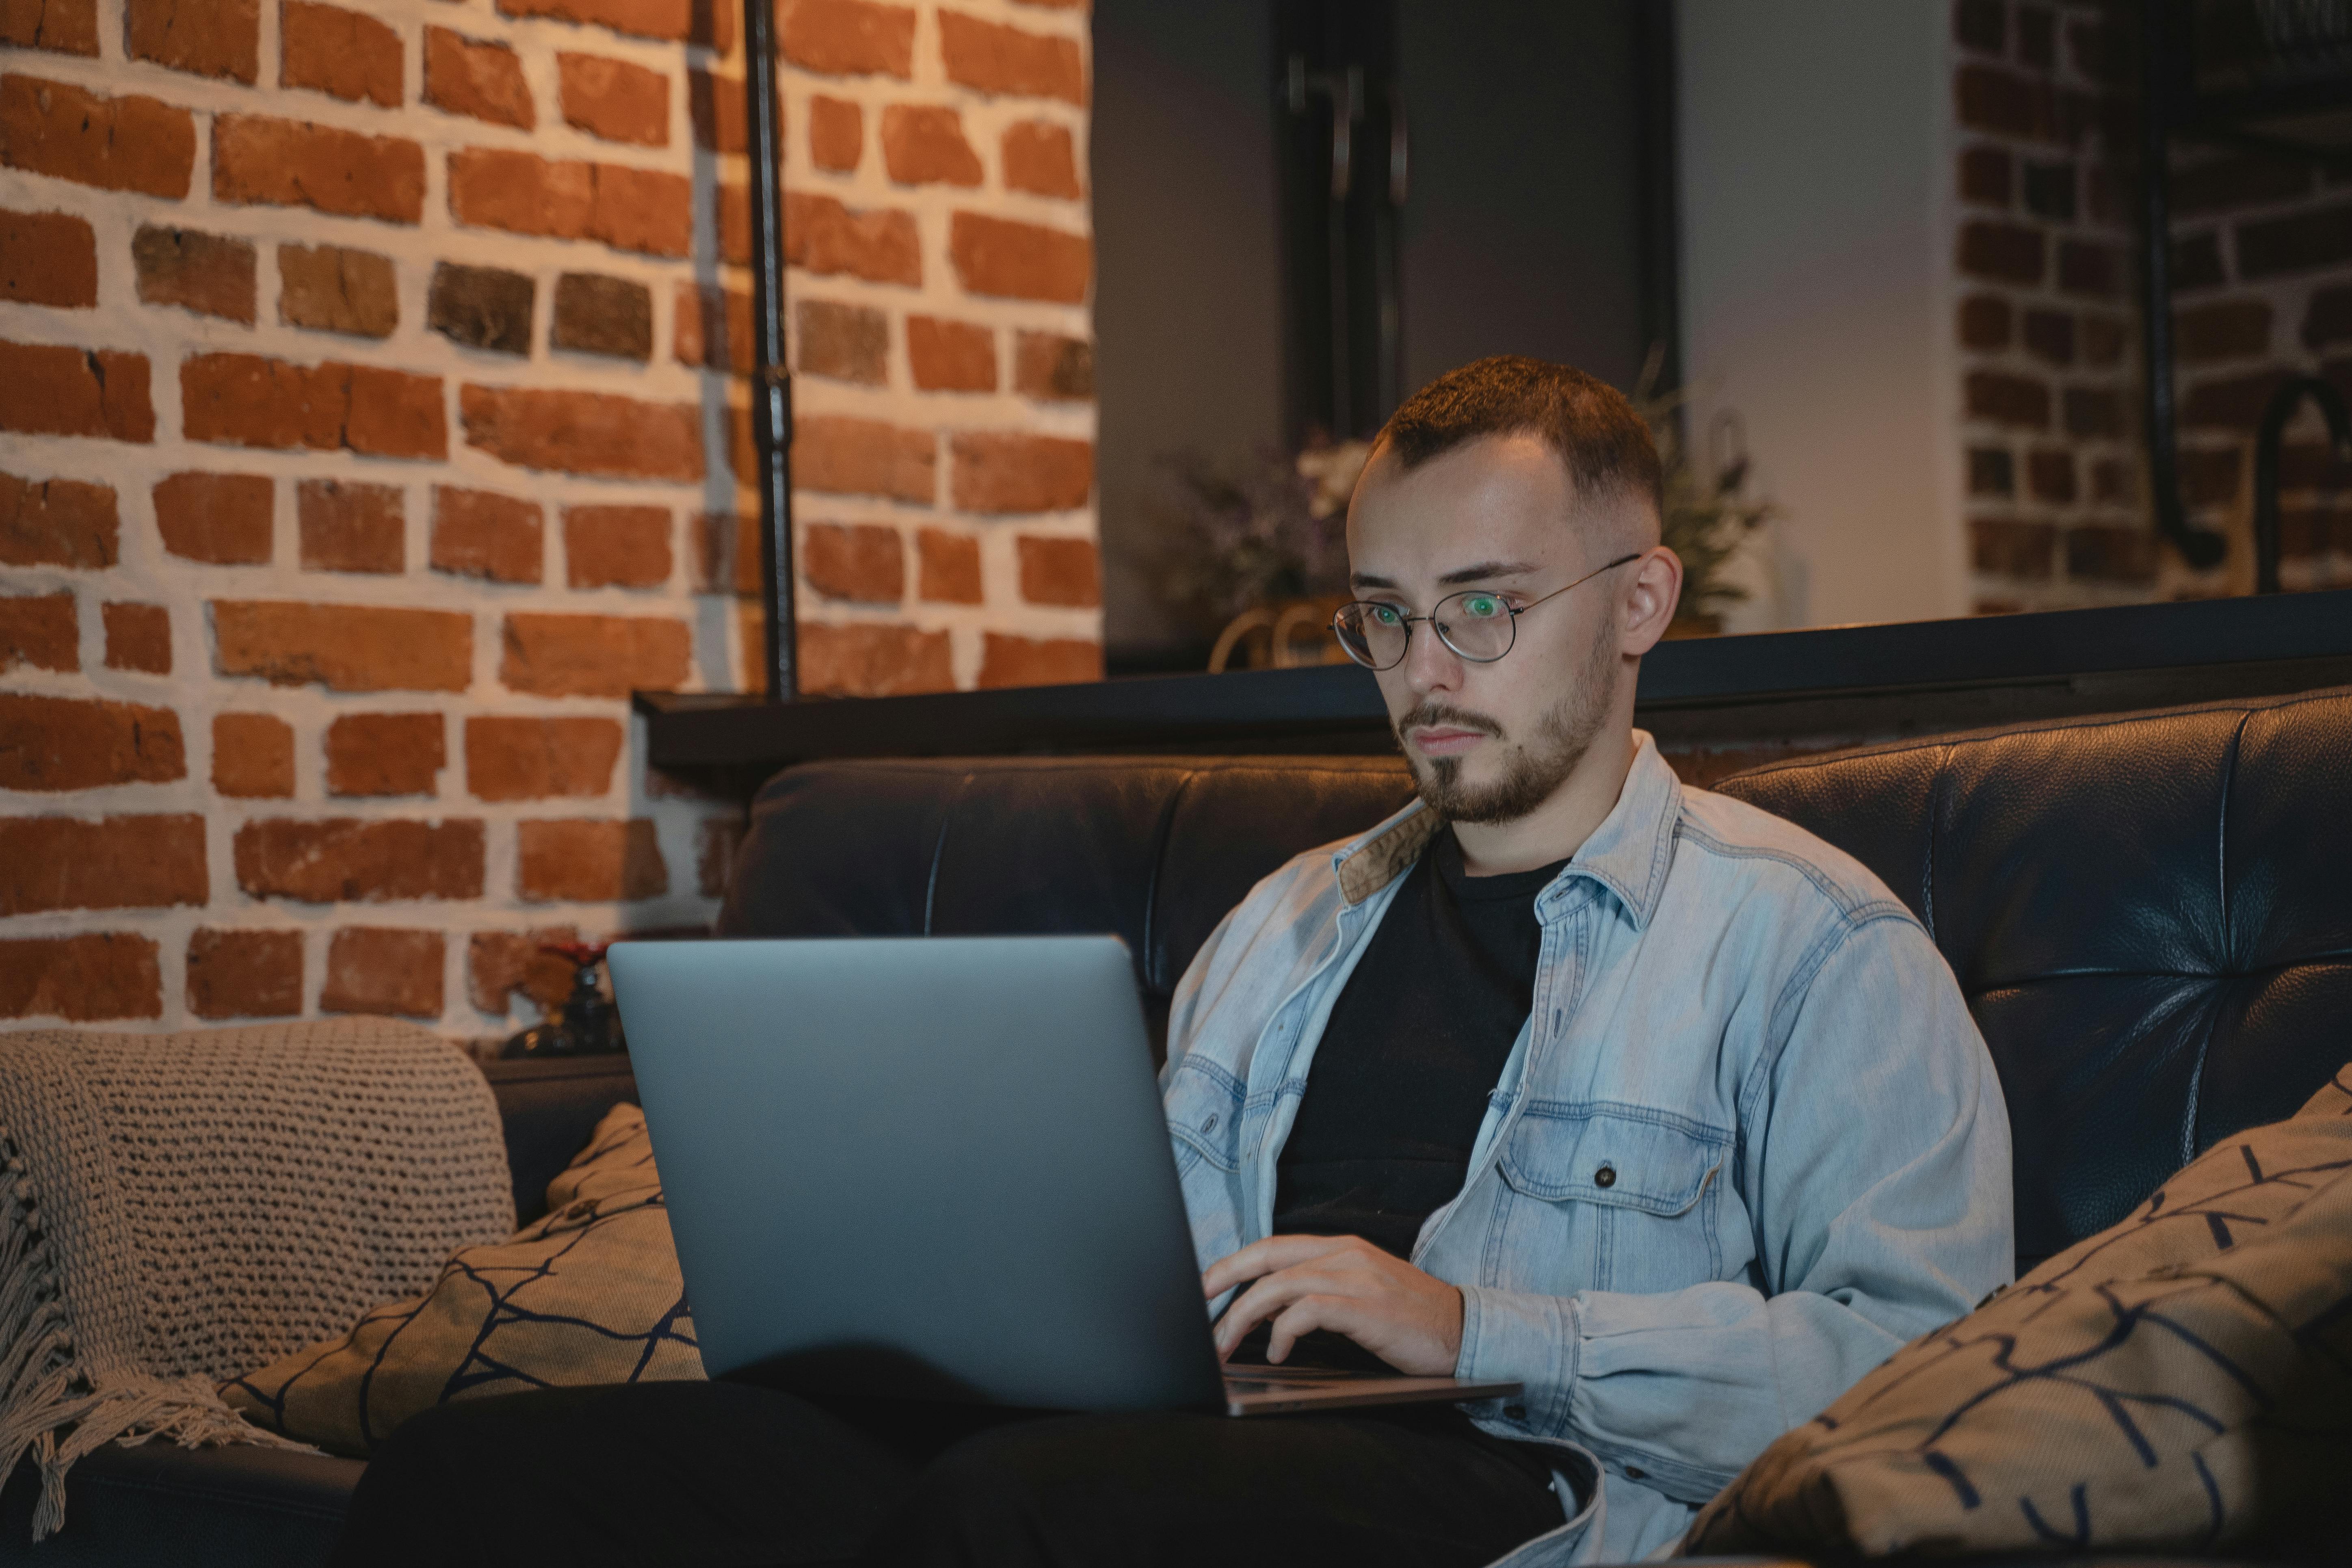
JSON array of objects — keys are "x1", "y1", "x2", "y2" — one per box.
[{"x1": 1138, "y1": 441, "x2": 1364, "y2": 645}]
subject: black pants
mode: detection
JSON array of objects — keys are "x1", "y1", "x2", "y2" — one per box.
[{"x1": 328, "y1": 1381, "x2": 1566, "y2": 1568}]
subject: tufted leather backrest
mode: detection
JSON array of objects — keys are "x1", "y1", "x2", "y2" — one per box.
[
  {"x1": 1714, "y1": 687, "x2": 2352, "y2": 1270},
  {"x1": 719, "y1": 755, "x2": 1418, "y2": 1049},
  {"x1": 718, "y1": 689, "x2": 2352, "y2": 1274}
]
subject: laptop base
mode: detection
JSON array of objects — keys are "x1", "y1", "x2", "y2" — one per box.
[{"x1": 1221, "y1": 1366, "x2": 1522, "y2": 1417}]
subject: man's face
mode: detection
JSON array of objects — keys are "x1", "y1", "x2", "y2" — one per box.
[{"x1": 1344, "y1": 434, "x2": 1634, "y2": 825}]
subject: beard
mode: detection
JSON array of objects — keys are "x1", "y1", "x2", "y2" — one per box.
[{"x1": 1393, "y1": 620, "x2": 1616, "y2": 826}]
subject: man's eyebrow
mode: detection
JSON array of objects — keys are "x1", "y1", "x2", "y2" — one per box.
[
  {"x1": 1437, "y1": 560, "x2": 1541, "y2": 586},
  {"x1": 1348, "y1": 560, "x2": 1544, "y2": 591}
]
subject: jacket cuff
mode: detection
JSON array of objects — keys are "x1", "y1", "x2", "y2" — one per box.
[{"x1": 1455, "y1": 1285, "x2": 1579, "y2": 1436}]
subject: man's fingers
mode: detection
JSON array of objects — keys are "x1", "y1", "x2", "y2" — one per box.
[
  {"x1": 1210, "y1": 1256, "x2": 1358, "y2": 1358},
  {"x1": 1205, "y1": 1236, "x2": 1399, "y2": 1356},
  {"x1": 1264, "y1": 1295, "x2": 1347, "y2": 1365},
  {"x1": 1202, "y1": 1234, "x2": 1355, "y2": 1298},
  {"x1": 1201, "y1": 1233, "x2": 1363, "y2": 1299},
  {"x1": 1210, "y1": 1268, "x2": 1311, "y2": 1358},
  {"x1": 1199, "y1": 1236, "x2": 1461, "y2": 1376}
]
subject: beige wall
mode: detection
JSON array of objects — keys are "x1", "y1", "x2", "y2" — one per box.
[{"x1": 1677, "y1": 0, "x2": 1967, "y2": 633}]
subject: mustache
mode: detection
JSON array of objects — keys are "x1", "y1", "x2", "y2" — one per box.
[{"x1": 1393, "y1": 702, "x2": 1506, "y2": 741}]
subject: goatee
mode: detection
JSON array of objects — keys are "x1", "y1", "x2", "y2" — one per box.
[{"x1": 1395, "y1": 623, "x2": 1615, "y2": 825}]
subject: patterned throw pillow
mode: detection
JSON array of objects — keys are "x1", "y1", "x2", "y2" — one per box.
[
  {"x1": 1683, "y1": 1065, "x2": 2352, "y2": 1561},
  {"x1": 223, "y1": 1103, "x2": 703, "y2": 1456}
]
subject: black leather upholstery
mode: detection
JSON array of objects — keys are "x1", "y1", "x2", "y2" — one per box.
[
  {"x1": 1712, "y1": 688, "x2": 2352, "y2": 1271},
  {"x1": 489, "y1": 1054, "x2": 640, "y2": 1224},
  {"x1": 721, "y1": 755, "x2": 1420, "y2": 1053},
  {"x1": 0, "y1": 1054, "x2": 638, "y2": 1568}
]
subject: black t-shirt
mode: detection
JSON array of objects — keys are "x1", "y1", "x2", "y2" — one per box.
[
  {"x1": 1236, "y1": 828, "x2": 1569, "y2": 1488},
  {"x1": 1272, "y1": 826, "x2": 1566, "y2": 1259}
]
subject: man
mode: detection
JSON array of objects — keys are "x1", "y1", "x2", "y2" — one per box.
[{"x1": 336, "y1": 358, "x2": 2010, "y2": 1568}]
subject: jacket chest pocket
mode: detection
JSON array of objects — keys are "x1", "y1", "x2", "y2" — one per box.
[{"x1": 1494, "y1": 1103, "x2": 1730, "y2": 1294}]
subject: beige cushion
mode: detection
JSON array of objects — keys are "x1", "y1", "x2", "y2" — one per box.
[
  {"x1": 1683, "y1": 1065, "x2": 2352, "y2": 1559},
  {"x1": 222, "y1": 1103, "x2": 703, "y2": 1456}
]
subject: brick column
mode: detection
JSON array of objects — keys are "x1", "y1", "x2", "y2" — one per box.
[{"x1": 1950, "y1": 0, "x2": 2147, "y2": 613}]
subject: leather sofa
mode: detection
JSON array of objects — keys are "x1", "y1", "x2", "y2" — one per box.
[{"x1": 9, "y1": 685, "x2": 2348, "y2": 1565}]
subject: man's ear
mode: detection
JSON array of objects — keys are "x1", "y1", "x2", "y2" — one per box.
[{"x1": 1621, "y1": 547, "x2": 1684, "y2": 656}]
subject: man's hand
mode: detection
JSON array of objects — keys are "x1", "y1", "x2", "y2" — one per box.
[{"x1": 1203, "y1": 1235, "x2": 1463, "y2": 1376}]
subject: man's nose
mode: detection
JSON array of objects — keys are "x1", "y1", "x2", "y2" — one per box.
[{"x1": 1400, "y1": 614, "x2": 1464, "y2": 697}]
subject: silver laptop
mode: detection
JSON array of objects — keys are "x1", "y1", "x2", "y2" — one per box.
[{"x1": 608, "y1": 935, "x2": 1520, "y2": 1418}]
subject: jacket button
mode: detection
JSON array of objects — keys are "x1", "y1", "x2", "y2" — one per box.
[
  {"x1": 1625, "y1": 1465, "x2": 1646, "y2": 1481},
  {"x1": 1594, "y1": 1165, "x2": 1616, "y2": 1189}
]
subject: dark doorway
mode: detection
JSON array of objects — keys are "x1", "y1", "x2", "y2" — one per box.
[{"x1": 1093, "y1": 0, "x2": 1674, "y2": 666}]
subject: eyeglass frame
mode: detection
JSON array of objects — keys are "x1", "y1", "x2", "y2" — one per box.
[{"x1": 1329, "y1": 551, "x2": 1644, "y2": 672}]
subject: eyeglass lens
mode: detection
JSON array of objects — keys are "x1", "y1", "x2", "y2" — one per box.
[{"x1": 1334, "y1": 591, "x2": 1517, "y2": 670}]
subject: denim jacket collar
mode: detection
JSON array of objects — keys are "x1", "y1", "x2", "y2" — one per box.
[
  {"x1": 1327, "y1": 732, "x2": 1683, "y2": 930},
  {"x1": 1330, "y1": 801, "x2": 1443, "y2": 906}
]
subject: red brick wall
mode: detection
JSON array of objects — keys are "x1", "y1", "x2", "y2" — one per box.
[
  {"x1": 1952, "y1": 0, "x2": 2151, "y2": 612},
  {"x1": 2164, "y1": 143, "x2": 2352, "y2": 593},
  {"x1": 1952, "y1": 0, "x2": 2352, "y2": 608},
  {"x1": 0, "y1": 0, "x2": 1097, "y2": 1033}
]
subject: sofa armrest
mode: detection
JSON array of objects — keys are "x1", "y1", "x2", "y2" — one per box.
[{"x1": 0, "y1": 1441, "x2": 362, "y2": 1568}]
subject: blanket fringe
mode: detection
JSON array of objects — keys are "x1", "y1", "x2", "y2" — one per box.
[{"x1": 0, "y1": 1134, "x2": 311, "y2": 1541}]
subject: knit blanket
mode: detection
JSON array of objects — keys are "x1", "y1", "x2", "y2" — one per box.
[{"x1": 0, "y1": 1019, "x2": 515, "y2": 1538}]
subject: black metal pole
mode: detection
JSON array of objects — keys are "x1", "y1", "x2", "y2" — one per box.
[
  {"x1": 1632, "y1": 0, "x2": 1683, "y2": 405},
  {"x1": 743, "y1": 0, "x2": 796, "y2": 699},
  {"x1": 2139, "y1": 0, "x2": 2227, "y2": 570}
]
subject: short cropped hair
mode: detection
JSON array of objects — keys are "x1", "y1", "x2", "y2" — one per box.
[{"x1": 1372, "y1": 355, "x2": 1662, "y2": 520}]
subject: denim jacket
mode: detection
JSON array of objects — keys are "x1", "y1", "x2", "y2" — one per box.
[{"x1": 1159, "y1": 733, "x2": 2013, "y2": 1566}]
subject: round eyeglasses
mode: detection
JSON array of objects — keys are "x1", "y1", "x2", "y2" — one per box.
[{"x1": 1329, "y1": 552, "x2": 1642, "y2": 671}]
